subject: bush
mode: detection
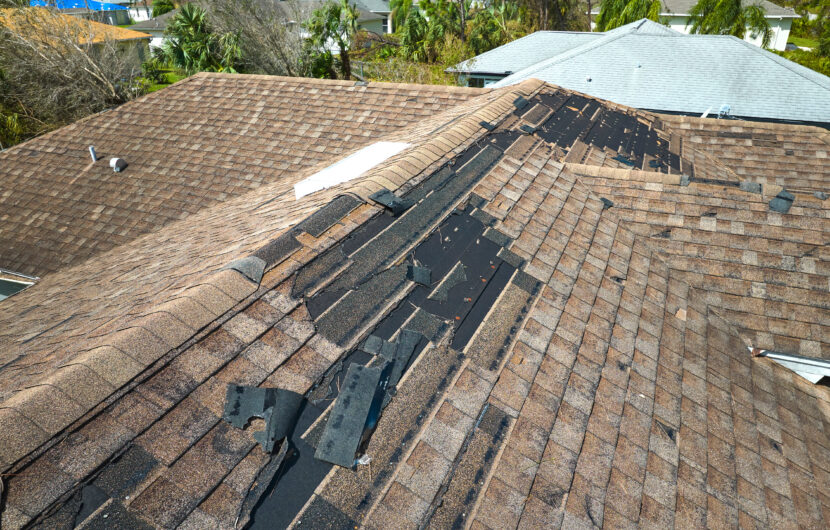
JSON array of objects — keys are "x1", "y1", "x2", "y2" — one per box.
[{"x1": 141, "y1": 57, "x2": 166, "y2": 83}]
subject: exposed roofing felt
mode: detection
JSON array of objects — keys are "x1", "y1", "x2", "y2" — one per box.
[
  {"x1": 589, "y1": 0, "x2": 798, "y2": 16},
  {"x1": 0, "y1": 73, "x2": 482, "y2": 277},
  {"x1": 492, "y1": 32, "x2": 830, "y2": 124},
  {"x1": 450, "y1": 19, "x2": 677, "y2": 75},
  {"x1": 0, "y1": 7, "x2": 150, "y2": 43},
  {"x1": 0, "y1": 78, "x2": 829, "y2": 530},
  {"x1": 129, "y1": 8, "x2": 178, "y2": 31}
]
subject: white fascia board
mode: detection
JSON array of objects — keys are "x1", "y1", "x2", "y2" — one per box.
[{"x1": 294, "y1": 142, "x2": 411, "y2": 199}]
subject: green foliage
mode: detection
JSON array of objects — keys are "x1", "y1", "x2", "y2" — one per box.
[
  {"x1": 141, "y1": 56, "x2": 166, "y2": 83},
  {"x1": 687, "y1": 0, "x2": 773, "y2": 48},
  {"x1": 595, "y1": 0, "x2": 662, "y2": 31},
  {"x1": 390, "y1": 0, "x2": 414, "y2": 32},
  {"x1": 152, "y1": 0, "x2": 175, "y2": 17},
  {"x1": 159, "y1": 3, "x2": 240, "y2": 74},
  {"x1": 305, "y1": 0, "x2": 359, "y2": 78},
  {"x1": 775, "y1": 48, "x2": 830, "y2": 75},
  {"x1": 468, "y1": 0, "x2": 527, "y2": 55},
  {"x1": 0, "y1": 109, "x2": 23, "y2": 150}
]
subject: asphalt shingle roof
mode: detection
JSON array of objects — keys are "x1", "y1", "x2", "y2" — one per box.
[
  {"x1": 492, "y1": 32, "x2": 830, "y2": 124},
  {"x1": 0, "y1": 77, "x2": 829, "y2": 530},
  {"x1": 0, "y1": 74, "x2": 482, "y2": 277},
  {"x1": 451, "y1": 19, "x2": 677, "y2": 75}
]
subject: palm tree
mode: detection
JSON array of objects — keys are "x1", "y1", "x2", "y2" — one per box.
[
  {"x1": 390, "y1": 0, "x2": 413, "y2": 33},
  {"x1": 159, "y1": 3, "x2": 240, "y2": 74},
  {"x1": 687, "y1": 0, "x2": 772, "y2": 48},
  {"x1": 305, "y1": 0, "x2": 359, "y2": 79},
  {"x1": 595, "y1": 0, "x2": 662, "y2": 31}
]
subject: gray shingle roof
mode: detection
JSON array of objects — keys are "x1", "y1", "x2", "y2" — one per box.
[
  {"x1": 492, "y1": 32, "x2": 830, "y2": 124},
  {"x1": 129, "y1": 8, "x2": 178, "y2": 31},
  {"x1": 589, "y1": 0, "x2": 798, "y2": 16},
  {"x1": 450, "y1": 19, "x2": 680, "y2": 75}
]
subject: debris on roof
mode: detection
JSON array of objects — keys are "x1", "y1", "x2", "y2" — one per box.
[
  {"x1": 769, "y1": 188, "x2": 795, "y2": 213},
  {"x1": 1, "y1": 77, "x2": 829, "y2": 530}
]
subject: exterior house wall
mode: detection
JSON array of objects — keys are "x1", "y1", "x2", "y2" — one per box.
[
  {"x1": 359, "y1": 18, "x2": 384, "y2": 35},
  {"x1": 665, "y1": 15, "x2": 792, "y2": 50}
]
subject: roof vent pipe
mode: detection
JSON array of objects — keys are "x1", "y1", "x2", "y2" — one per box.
[
  {"x1": 89, "y1": 146, "x2": 97, "y2": 162},
  {"x1": 109, "y1": 158, "x2": 127, "y2": 172}
]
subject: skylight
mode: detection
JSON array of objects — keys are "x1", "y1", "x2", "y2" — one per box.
[{"x1": 294, "y1": 142, "x2": 411, "y2": 199}]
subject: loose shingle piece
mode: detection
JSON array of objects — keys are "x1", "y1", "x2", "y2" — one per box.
[{"x1": 1, "y1": 77, "x2": 829, "y2": 530}]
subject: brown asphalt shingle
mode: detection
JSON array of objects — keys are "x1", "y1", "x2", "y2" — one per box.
[
  {"x1": 0, "y1": 73, "x2": 483, "y2": 277},
  {"x1": 0, "y1": 77, "x2": 829, "y2": 530}
]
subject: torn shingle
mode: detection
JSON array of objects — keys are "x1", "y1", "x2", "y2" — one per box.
[
  {"x1": 222, "y1": 385, "x2": 303, "y2": 452},
  {"x1": 407, "y1": 265, "x2": 432, "y2": 286},
  {"x1": 738, "y1": 181, "x2": 762, "y2": 194},
  {"x1": 224, "y1": 256, "x2": 266, "y2": 284},
  {"x1": 315, "y1": 363, "x2": 387, "y2": 468},
  {"x1": 369, "y1": 189, "x2": 413, "y2": 216},
  {"x1": 769, "y1": 189, "x2": 795, "y2": 213}
]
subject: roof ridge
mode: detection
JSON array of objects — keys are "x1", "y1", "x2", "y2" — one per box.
[
  {"x1": 188, "y1": 72, "x2": 485, "y2": 93},
  {"x1": 493, "y1": 32, "x2": 629, "y2": 87}
]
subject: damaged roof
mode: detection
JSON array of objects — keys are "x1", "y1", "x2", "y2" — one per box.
[
  {"x1": 0, "y1": 73, "x2": 482, "y2": 277},
  {"x1": 1, "y1": 77, "x2": 829, "y2": 530}
]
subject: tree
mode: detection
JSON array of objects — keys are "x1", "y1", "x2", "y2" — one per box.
[
  {"x1": 390, "y1": 0, "x2": 414, "y2": 32},
  {"x1": 0, "y1": 7, "x2": 143, "y2": 147},
  {"x1": 305, "y1": 0, "x2": 359, "y2": 79},
  {"x1": 202, "y1": 0, "x2": 312, "y2": 77},
  {"x1": 152, "y1": 0, "x2": 176, "y2": 17},
  {"x1": 468, "y1": 0, "x2": 527, "y2": 54},
  {"x1": 158, "y1": 3, "x2": 241, "y2": 74},
  {"x1": 595, "y1": 0, "x2": 662, "y2": 31},
  {"x1": 519, "y1": 0, "x2": 587, "y2": 31},
  {"x1": 687, "y1": 0, "x2": 773, "y2": 48}
]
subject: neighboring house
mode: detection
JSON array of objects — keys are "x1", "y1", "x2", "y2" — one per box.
[
  {"x1": 451, "y1": 19, "x2": 677, "y2": 87},
  {"x1": 29, "y1": 0, "x2": 132, "y2": 25},
  {"x1": 1, "y1": 7, "x2": 151, "y2": 66},
  {"x1": 589, "y1": 0, "x2": 798, "y2": 50},
  {"x1": 352, "y1": 0, "x2": 392, "y2": 33},
  {"x1": 453, "y1": 19, "x2": 830, "y2": 125},
  {"x1": 129, "y1": 7, "x2": 177, "y2": 48},
  {"x1": 0, "y1": 73, "x2": 829, "y2": 530}
]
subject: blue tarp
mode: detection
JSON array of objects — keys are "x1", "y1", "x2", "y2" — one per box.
[{"x1": 30, "y1": 0, "x2": 128, "y2": 11}]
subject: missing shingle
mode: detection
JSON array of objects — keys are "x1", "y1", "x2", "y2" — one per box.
[
  {"x1": 253, "y1": 230, "x2": 302, "y2": 268},
  {"x1": 612, "y1": 154, "x2": 636, "y2": 167},
  {"x1": 297, "y1": 194, "x2": 362, "y2": 237},
  {"x1": 428, "y1": 262, "x2": 468, "y2": 302},
  {"x1": 236, "y1": 440, "x2": 289, "y2": 528}
]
